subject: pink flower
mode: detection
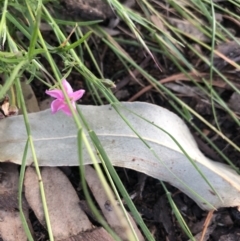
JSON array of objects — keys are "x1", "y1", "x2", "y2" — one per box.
[{"x1": 46, "y1": 79, "x2": 85, "y2": 116}]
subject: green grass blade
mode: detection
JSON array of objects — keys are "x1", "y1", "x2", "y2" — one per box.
[{"x1": 18, "y1": 138, "x2": 34, "y2": 241}]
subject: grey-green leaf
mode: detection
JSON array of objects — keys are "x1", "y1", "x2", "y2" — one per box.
[{"x1": 1, "y1": 102, "x2": 240, "y2": 210}]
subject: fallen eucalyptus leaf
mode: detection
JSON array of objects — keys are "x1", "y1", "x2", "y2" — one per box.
[
  {"x1": 20, "y1": 81, "x2": 40, "y2": 113},
  {"x1": 85, "y1": 165, "x2": 144, "y2": 241},
  {"x1": 60, "y1": 227, "x2": 115, "y2": 241},
  {"x1": 228, "y1": 92, "x2": 240, "y2": 113},
  {"x1": 24, "y1": 167, "x2": 92, "y2": 240},
  {"x1": 1, "y1": 102, "x2": 240, "y2": 210},
  {"x1": 214, "y1": 39, "x2": 240, "y2": 70},
  {"x1": 0, "y1": 163, "x2": 30, "y2": 241},
  {"x1": 168, "y1": 18, "x2": 209, "y2": 42}
]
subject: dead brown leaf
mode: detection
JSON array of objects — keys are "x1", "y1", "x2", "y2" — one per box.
[
  {"x1": 0, "y1": 163, "x2": 30, "y2": 241},
  {"x1": 20, "y1": 81, "x2": 40, "y2": 113},
  {"x1": 168, "y1": 18, "x2": 209, "y2": 42},
  {"x1": 85, "y1": 165, "x2": 145, "y2": 241},
  {"x1": 214, "y1": 40, "x2": 240, "y2": 70},
  {"x1": 228, "y1": 92, "x2": 240, "y2": 113},
  {"x1": 153, "y1": 195, "x2": 175, "y2": 241},
  {"x1": 188, "y1": 225, "x2": 216, "y2": 241},
  {"x1": 60, "y1": 227, "x2": 115, "y2": 241},
  {"x1": 24, "y1": 167, "x2": 92, "y2": 241},
  {"x1": 39, "y1": 98, "x2": 51, "y2": 111}
]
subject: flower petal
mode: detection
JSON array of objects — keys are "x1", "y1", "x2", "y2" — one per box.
[
  {"x1": 46, "y1": 89, "x2": 64, "y2": 99},
  {"x1": 69, "y1": 89, "x2": 85, "y2": 101},
  {"x1": 51, "y1": 99, "x2": 65, "y2": 113},
  {"x1": 71, "y1": 101, "x2": 76, "y2": 109},
  {"x1": 62, "y1": 79, "x2": 73, "y2": 94},
  {"x1": 53, "y1": 99, "x2": 75, "y2": 116},
  {"x1": 61, "y1": 105, "x2": 73, "y2": 116},
  {"x1": 47, "y1": 80, "x2": 85, "y2": 116}
]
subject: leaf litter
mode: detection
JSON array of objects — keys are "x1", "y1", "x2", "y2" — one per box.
[
  {"x1": 1, "y1": 0, "x2": 238, "y2": 240},
  {"x1": 85, "y1": 165, "x2": 144, "y2": 241},
  {"x1": 0, "y1": 163, "x2": 30, "y2": 241},
  {"x1": 24, "y1": 167, "x2": 93, "y2": 240}
]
